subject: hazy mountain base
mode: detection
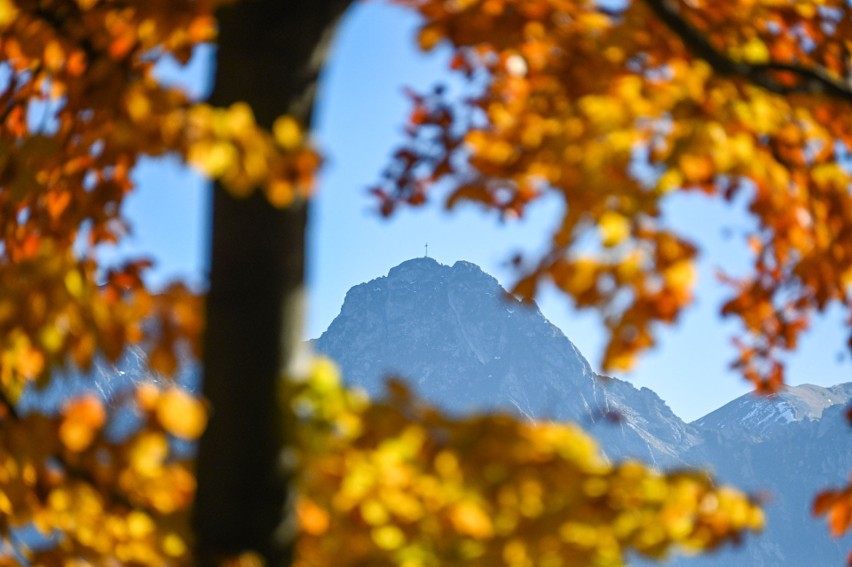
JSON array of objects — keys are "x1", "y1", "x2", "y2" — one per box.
[
  {"x1": 315, "y1": 257, "x2": 852, "y2": 566},
  {"x1": 671, "y1": 390, "x2": 852, "y2": 566}
]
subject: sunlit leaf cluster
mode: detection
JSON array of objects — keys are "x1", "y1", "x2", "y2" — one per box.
[
  {"x1": 289, "y1": 359, "x2": 763, "y2": 567},
  {"x1": 0, "y1": 1, "x2": 296, "y2": 561},
  {"x1": 185, "y1": 103, "x2": 319, "y2": 207},
  {"x1": 0, "y1": 0, "x2": 317, "y2": 394},
  {"x1": 0, "y1": 376, "x2": 205, "y2": 563},
  {"x1": 382, "y1": 0, "x2": 852, "y2": 389}
]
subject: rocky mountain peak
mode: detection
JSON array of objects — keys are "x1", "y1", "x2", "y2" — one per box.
[
  {"x1": 387, "y1": 256, "x2": 445, "y2": 281},
  {"x1": 315, "y1": 258, "x2": 696, "y2": 467}
]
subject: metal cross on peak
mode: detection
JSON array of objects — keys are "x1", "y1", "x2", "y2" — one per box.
[{"x1": 424, "y1": 243, "x2": 429, "y2": 258}]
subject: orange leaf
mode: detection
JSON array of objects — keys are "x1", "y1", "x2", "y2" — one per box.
[
  {"x1": 829, "y1": 498, "x2": 852, "y2": 537},
  {"x1": 149, "y1": 344, "x2": 178, "y2": 377},
  {"x1": 60, "y1": 395, "x2": 106, "y2": 452},
  {"x1": 297, "y1": 498, "x2": 330, "y2": 536},
  {"x1": 679, "y1": 154, "x2": 714, "y2": 184},
  {"x1": 814, "y1": 491, "x2": 839, "y2": 515},
  {"x1": 418, "y1": 23, "x2": 444, "y2": 51},
  {"x1": 45, "y1": 191, "x2": 72, "y2": 221}
]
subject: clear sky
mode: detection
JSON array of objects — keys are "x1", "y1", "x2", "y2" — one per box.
[{"x1": 122, "y1": 2, "x2": 849, "y2": 423}]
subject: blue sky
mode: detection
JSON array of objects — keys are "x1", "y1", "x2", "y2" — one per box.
[{"x1": 122, "y1": 2, "x2": 849, "y2": 422}]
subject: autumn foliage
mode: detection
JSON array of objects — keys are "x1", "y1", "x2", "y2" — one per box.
[
  {"x1": 291, "y1": 360, "x2": 763, "y2": 567},
  {"x1": 374, "y1": 1, "x2": 852, "y2": 551},
  {"x1": 381, "y1": 0, "x2": 852, "y2": 391},
  {"x1": 0, "y1": 0, "x2": 849, "y2": 564}
]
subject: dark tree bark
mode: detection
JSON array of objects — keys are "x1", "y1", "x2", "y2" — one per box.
[{"x1": 193, "y1": 1, "x2": 351, "y2": 564}]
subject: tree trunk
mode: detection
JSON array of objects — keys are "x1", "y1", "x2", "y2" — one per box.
[{"x1": 193, "y1": 1, "x2": 351, "y2": 564}]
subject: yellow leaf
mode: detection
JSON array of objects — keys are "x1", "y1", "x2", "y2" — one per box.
[
  {"x1": 130, "y1": 432, "x2": 168, "y2": 477},
  {"x1": 616, "y1": 250, "x2": 643, "y2": 282},
  {"x1": 558, "y1": 257, "x2": 598, "y2": 296},
  {"x1": 273, "y1": 116, "x2": 302, "y2": 150},
  {"x1": 450, "y1": 501, "x2": 494, "y2": 538},
  {"x1": 48, "y1": 489, "x2": 70, "y2": 512},
  {"x1": 39, "y1": 325, "x2": 64, "y2": 354},
  {"x1": 657, "y1": 170, "x2": 683, "y2": 194},
  {"x1": 64, "y1": 270, "x2": 84, "y2": 297},
  {"x1": 560, "y1": 521, "x2": 599, "y2": 547},
  {"x1": 126, "y1": 511, "x2": 155, "y2": 538},
  {"x1": 361, "y1": 498, "x2": 389, "y2": 526},
  {"x1": 226, "y1": 102, "x2": 255, "y2": 137},
  {"x1": 124, "y1": 88, "x2": 151, "y2": 122},
  {"x1": 188, "y1": 140, "x2": 237, "y2": 179},
  {"x1": 157, "y1": 388, "x2": 207, "y2": 440},
  {"x1": 372, "y1": 525, "x2": 405, "y2": 550},
  {"x1": 309, "y1": 357, "x2": 342, "y2": 391},
  {"x1": 599, "y1": 211, "x2": 630, "y2": 247},
  {"x1": 607, "y1": 350, "x2": 638, "y2": 373},
  {"x1": 0, "y1": 491, "x2": 12, "y2": 515},
  {"x1": 795, "y1": 4, "x2": 817, "y2": 18},
  {"x1": 741, "y1": 38, "x2": 769, "y2": 63},
  {"x1": 162, "y1": 533, "x2": 188, "y2": 558},
  {"x1": 663, "y1": 260, "x2": 697, "y2": 292},
  {"x1": 577, "y1": 12, "x2": 611, "y2": 31},
  {"x1": 418, "y1": 23, "x2": 444, "y2": 51},
  {"x1": 0, "y1": 0, "x2": 17, "y2": 26}
]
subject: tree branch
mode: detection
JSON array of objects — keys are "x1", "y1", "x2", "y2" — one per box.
[
  {"x1": 642, "y1": 0, "x2": 852, "y2": 102},
  {"x1": 0, "y1": 388, "x2": 19, "y2": 421}
]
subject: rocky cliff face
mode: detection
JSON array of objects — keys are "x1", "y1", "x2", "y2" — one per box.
[{"x1": 315, "y1": 257, "x2": 852, "y2": 566}]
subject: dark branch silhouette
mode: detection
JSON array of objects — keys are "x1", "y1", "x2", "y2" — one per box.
[{"x1": 643, "y1": 0, "x2": 852, "y2": 102}]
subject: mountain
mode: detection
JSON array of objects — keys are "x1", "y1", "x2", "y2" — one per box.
[
  {"x1": 678, "y1": 387, "x2": 852, "y2": 566},
  {"x1": 315, "y1": 257, "x2": 699, "y2": 468},
  {"x1": 315, "y1": 257, "x2": 852, "y2": 566},
  {"x1": 693, "y1": 383, "x2": 852, "y2": 441}
]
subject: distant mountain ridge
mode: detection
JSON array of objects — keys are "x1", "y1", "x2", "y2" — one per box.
[
  {"x1": 315, "y1": 257, "x2": 852, "y2": 566},
  {"x1": 694, "y1": 383, "x2": 852, "y2": 441}
]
